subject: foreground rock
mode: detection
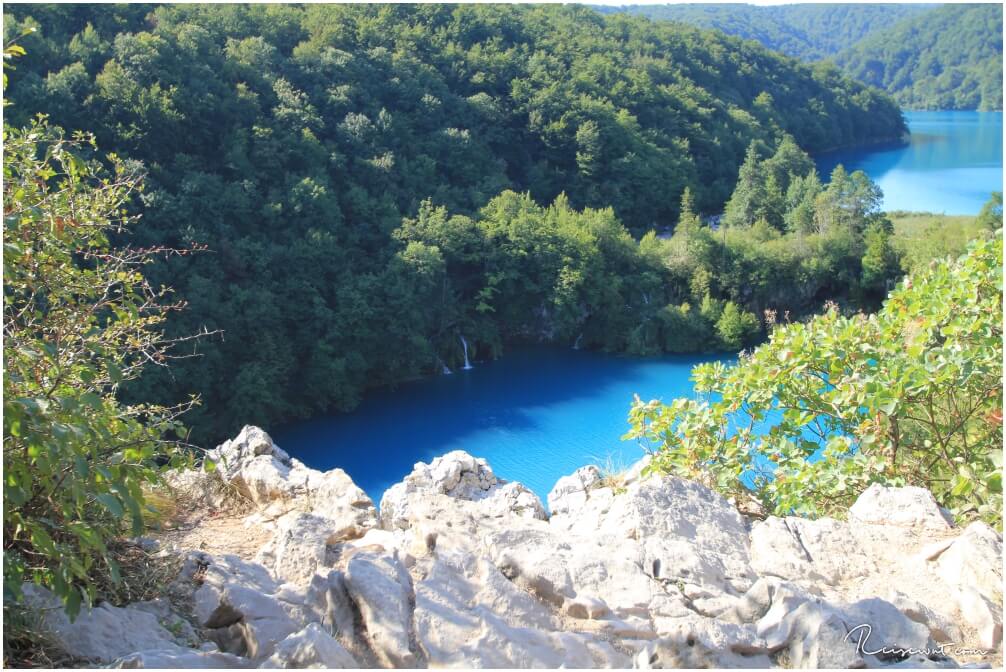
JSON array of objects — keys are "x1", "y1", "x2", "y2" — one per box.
[{"x1": 25, "y1": 427, "x2": 1003, "y2": 669}]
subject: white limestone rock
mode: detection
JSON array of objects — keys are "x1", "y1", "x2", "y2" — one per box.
[
  {"x1": 343, "y1": 549, "x2": 417, "y2": 667},
  {"x1": 22, "y1": 585, "x2": 182, "y2": 663},
  {"x1": 484, "y1": 481, "x2": 547, "y2": 520},
  {"x1": 749, "y1": 515, "x2": 874, "y2": 586},
  {"x1": 206, "y1": 425, "x2": 376, "y2": 533},
  {"x1": 607, "y1": 475, "x2": 755, "y2": 595},
  {"x1": 85, "y1": 441, "x2": 1005, "y2": 670},
  {"x1": 564, "y1": 594, "x2": 611, "y2": 620},
  {"x1": 186, "y1": 552, "x2": 309, "y2": 661},
  {"x1": 111, "y1": 645, "x2": 249, "y2": 668},
  {"x1": 956, "y1": 586, "x2": 1003, "y2": 651},
  {"x1": 411, "y1": 549, "x2": 627, "y2": 668},
  {"x1": 258, "y1": 623, "x2": 359, "y2": 668},
  {"x1": 379, "y1": 450, "x2": 508, "y2": 529},
  {"x1": 255, "y1": 512, "x2": 347, "y2": 586},
  {"x1": 547, "y1": 464, "x2": 602, "y2": 515},
  {"x1": 651, "y1": 613, "x2": 771, "y2": 658},
  {"x1": 887, "y1": 590, "x2": 963, "y2": 644},
  {"x1": 782, "y1": 601, "x2": 868, "y2": 668},
  {"x1": 842, "y1": 596, "x2": 936, "y2": 655},
  {"x1": 850, "y1": 484, "x2": 955, "y2": 530},
  {"x1": 303, "y1": 570, "x2": 356, "y2": 644},
  {"x1": 935, "y1": 521, "x2": 1003, "y2": 603}
]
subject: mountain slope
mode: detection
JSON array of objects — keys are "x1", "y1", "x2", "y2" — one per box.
[
  {"x1": 601, "y1": 3, "x2": 1003, "y2": 110},
  {"x1": 594, "y1": 4, "x2": 932, "y2": 61},
  {"x1": 834, "y1": 3, "x2": 1003, "y2": 110}
]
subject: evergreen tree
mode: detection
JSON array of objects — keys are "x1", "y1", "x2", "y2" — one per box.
[
  {"x1": 676, "y1": 186, "x2": 701, "y2": 236},
  {"x1": 784, "y1": 169, "x2": 823, "y2": 234},
  {"x1": 861, "y1": 220, "x2": 899, "y2": 295},
  {"x1": 723, "y1": 143, "x2": 766, "y2": 228},
  {"x1": 763, "y1": 134, "x2": 815, "y2": 193}
]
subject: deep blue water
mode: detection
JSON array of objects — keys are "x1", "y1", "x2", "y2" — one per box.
[
  {"x1": 815, "y1": 111, "x2": 1003, "y2": 214},
  {"x1": 274, "y1": 347, "x2": 726, "y2": 504}
]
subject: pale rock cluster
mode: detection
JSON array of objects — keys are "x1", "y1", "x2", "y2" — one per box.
[{"x1": 24, "y1": 426, "x2": 1003, "y2": 668}]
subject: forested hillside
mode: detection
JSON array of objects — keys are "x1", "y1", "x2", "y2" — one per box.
[
  {"x1": 834, "y1": 3, "x2": 1003, "y2": 111},
  {"x1": 595, "y1": 4, "x2": 930, "y2": 61},
  {"x1": 3, "y1": 4, "x2": 908, "y2": 443},
  {"x1": 605, "y1": 3, "x2": 1003, "y2": 111}
]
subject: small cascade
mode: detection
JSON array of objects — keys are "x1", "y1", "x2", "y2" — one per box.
[
  {"x1": 460, "y1": 335, "x2": 474, "y2": 370},
  {"x1": 573, "y1": 333, "x2": 584, "y2": 350},
  {"x1": 435, "y1": 355, "x2": 452, "y2": 375}
]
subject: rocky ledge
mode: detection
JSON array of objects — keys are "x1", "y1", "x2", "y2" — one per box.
[{"x1": 24, "y1": 426, "x2": 1003, "y2": 668}]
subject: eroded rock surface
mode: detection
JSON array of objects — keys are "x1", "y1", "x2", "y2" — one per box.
[{"x1": 24, "y1": 427, "x2": 1002, "y2": 669}]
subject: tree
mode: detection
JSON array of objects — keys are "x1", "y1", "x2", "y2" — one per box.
[
  {"x1": 976, "y1": 191, "x2": 1003, "y2": 229},
  {"x1": 783, "y1": 169, "x2": 822, "y2": 234},
  {"x1": 860, "y1": 219, "x2": 898, "y2": 295},
  {"x1": 814, "y1": 165, "x2": 882, "y2": 235},
  {"x1": 715, "y1": 301, "x2": 760, "y2": 350},
  {"x1": 722, "y1": 143, "x2": 766, "y2": 228},
  {"x1": 763, "y1": 134, "x2": 814, "y2": 192},
  {"x1": 3, "y1": 117, "x2": 202, "y2": 618},
  {"x1": 675, "y1": 186, "x2": 701, "y2": 236}
]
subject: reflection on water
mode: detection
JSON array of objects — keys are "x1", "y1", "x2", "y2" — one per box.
[{"x1": 815, "y1": 111, "x2": 1003, "y2": 214}]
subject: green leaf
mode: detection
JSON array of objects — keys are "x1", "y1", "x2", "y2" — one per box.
[
  {"x1": 95, "y1": 493, "x2": 124, "y2": 518},
  {"x1": 987, "y1": 472, "x2": 1002, "y2": 495}
]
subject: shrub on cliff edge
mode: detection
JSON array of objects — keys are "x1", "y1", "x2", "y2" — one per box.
[
  {"x1": 626, "y1": 234, "x2": 1003, "y2": 528},
  {"x1": 3, "y1": 115, "x2": 202, "y2": 621}
]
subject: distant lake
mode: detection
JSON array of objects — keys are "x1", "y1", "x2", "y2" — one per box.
[
  {"x1": 815, "y1": 110, "x2": 1003, "y2": 214},
  {"x1": 274, "y1": 347, "x2": 725, "y2": 504}
]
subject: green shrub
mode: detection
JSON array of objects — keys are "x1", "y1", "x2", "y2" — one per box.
[
  {"x1": 626, "y1": 235, "x2": 1003, "y2": 527},
  {"x1": 715, "y1": 302, "x2": 761, "y2": 351},
  {"x1": 3, "y1": 117, "x2": 198, "y2": 619}
]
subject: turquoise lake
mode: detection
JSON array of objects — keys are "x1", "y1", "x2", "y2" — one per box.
[
  {"x1": 278, "y1": 110, "x2": 1002, "y2": 505},
  {"x1": 274, "y1": 347, "x2": 725, "y2": 504},
  {"x1": 815, "y1": 110, "x2": 1003, "y2": 214}
]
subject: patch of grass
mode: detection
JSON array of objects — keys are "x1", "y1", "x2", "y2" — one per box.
[
  {"x1": 140, "y1": 487, "x2": 181, "y2": 531},
  {"x1": 591, "y1": 453, "x2": 630, "y2": 494},
  {"x1": 889, "y1": 211, "x2": 986, "y2": 273},
  {"x1": 2, "y1": 604, "x2": 82, "y2": 669},
  {"x1": 94, "y1": 542, "x2": 183, "y2": 609}
]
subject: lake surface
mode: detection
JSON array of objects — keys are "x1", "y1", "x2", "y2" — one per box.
[
  {"x1": 274, "y1": 347, "x2": 725, "y2": 504},
  {"x1": 815, "y1": 110, "x2": 1003, "y2": 214}
]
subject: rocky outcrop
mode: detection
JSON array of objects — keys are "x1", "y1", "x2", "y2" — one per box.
[
  {"x1": 207, "y1": 426, "x2": 377, "y2": 533},
  {"x1": 25, "y1": 427, "x2": 1003, "y2": 669},
  {"x1": 849, "y1": 483, "x2": 955, "y2": 530},
  {"x1": 379, "y1": 450, "x2": 546, "y2": 528}
]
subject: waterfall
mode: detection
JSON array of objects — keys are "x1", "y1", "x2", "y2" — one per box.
[
  {"x1": 436, "y1": 355, "x2": 452, "y2": 375},
  {"x1": 573, "y1": 333, "x2": 584, "y2": 350},
  {"x1": 460, "y1": 335, "x2": 474, "y2": 370}
]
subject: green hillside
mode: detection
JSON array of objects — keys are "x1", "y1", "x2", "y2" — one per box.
[
  {"x1": 834, "y1": 3, "x2": 1003, "y2": 110},
  {"x1": 602, "y1": 3, "x2": 1003, "y2": 110},
  {"x1": 594, "y1": 4, "x2": 932, "y2": 61}
]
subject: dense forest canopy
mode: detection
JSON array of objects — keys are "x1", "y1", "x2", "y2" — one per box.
[
  {"x1": 595, "y1": 3, "x2": 931, "y2": 61},
  {"x1": 603, "y1": 3, "x2": 1003, "y2": 111},
  {"x1": 834, "y1": 3, "x2": 1004, "y2": 111},
  {"x1": 3, "y1": 4, "x2": 910, "y2": 444}
]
